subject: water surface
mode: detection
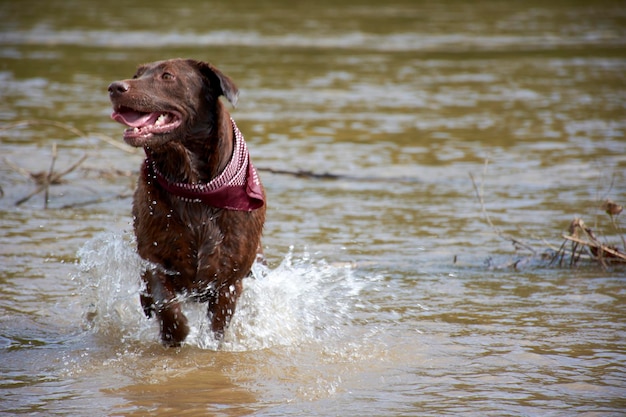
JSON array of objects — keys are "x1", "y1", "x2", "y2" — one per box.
[{"x1": 1, "y1": 1, "x2": 625, "y2": 416}]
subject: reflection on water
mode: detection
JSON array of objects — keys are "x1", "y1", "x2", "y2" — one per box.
[{"x1": 1, "y1": 0, "x2": 625, "y2": 415}]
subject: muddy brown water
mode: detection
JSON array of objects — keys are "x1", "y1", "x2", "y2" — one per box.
[{"x1": 1, "y1": 1, "x2": 625, "y2": 416}]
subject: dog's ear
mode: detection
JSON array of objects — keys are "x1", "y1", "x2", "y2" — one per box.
[{"x1": 192, "y1": 60, "x2": 239, "y2": 107}]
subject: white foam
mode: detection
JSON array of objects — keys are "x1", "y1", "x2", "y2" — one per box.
[
  {"x1": 75, "y1": 233, "x2": 364, "y2": 351},
  {"x1": 74, "y1": 231, "x2": 158, "y2": 345}
]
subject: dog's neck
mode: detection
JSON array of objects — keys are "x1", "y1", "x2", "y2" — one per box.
[
  {"x1": 144, "y1": 117, "x2": 264, "y2": 211},
  {"x1": 146, "y1": 103, "x2": 234, "y2": 184}
]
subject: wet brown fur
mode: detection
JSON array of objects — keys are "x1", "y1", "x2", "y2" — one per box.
[{"x1": 108, "y1": 59, "x2": 265, "y2": 346}]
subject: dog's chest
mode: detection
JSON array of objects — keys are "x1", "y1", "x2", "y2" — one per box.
[
  {"x1": 134, "y1": 190, "x2": 223, "y2": 260},
  {"x1": 168, "y1": 200, "x2": 223, "y2": 249}
]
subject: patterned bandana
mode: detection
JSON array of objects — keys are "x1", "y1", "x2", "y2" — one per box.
[{"x1": 144, "y1": 118, "x2": 264, "y2": 211}]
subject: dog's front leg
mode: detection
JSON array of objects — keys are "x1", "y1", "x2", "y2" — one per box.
[
  {"x1": 209, "y1": 279, "x2": 243, "y2": 339},
  {"x1": 142, "y1": 269, "x2": 189, "y2": 347},
  {"x1": 140, "y1": 291, "x2": 155, "y2": 318}
]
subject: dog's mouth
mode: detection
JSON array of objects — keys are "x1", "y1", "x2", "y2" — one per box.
[{"x1": 111, "y1": 106, "x2": 182, "y2": 144}]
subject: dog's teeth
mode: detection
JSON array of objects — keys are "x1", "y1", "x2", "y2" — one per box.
[
  {"x1": 155, "y1": 114, "x2": 166, "y2": 126},
  {"x1": 133, "y1": 127, "x2": 140, "y2": 133}
]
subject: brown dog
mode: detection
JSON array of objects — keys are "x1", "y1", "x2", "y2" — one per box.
[{"x1": 108, "y1": 59, "x2": 265, "y2": 347}]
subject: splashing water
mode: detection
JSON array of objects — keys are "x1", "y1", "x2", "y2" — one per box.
[
  {"x1": 74, "y1": 232, "x2": 157, "y2": 345},
  {"x1": 75, "y1": 232, "x2": 365, "y2": 351},
  {"x1": 222, "y1": 250, "x2": 363, "y2": 351}
]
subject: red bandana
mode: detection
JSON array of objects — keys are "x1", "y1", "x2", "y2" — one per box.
[{"x1": 144, "y1": 118, "x2": 264, "y2": 211}]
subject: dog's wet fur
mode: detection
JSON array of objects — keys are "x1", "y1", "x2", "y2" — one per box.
[{"x1": 108, "y1": 59, "x2": 265, "y2": 346}]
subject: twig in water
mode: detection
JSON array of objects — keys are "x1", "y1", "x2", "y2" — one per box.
[
  {"x1": 1, "y1": 119, "x2": 135, "y2": 208},
  {"x1": 469, "y1": 159, "x2": 536, "y2": 254},
  {"x1": 554, "y1": 217, "x2": 626, "y2": 268},
  {"x1": 43, "y1": 142, "x2": 58, "y2": 209},
  {"x1": 257, "y1": 167, "x2": 419, "y2": 183},
  {"x1": 0, "y1": 119, "x2": 137, "y2": 154},
  {"x1": 58, "y1": 191, "x2": 133, "y2": 209},
  {"x1": 468, "y1": 160, "x2": 624, "y2": 269},
  {"x1": 602, "y1": 199, "x2": 625, "y2": 250},
  {"x1": 0, "y1": 119, "x2": 84, "y2": 138},
  {"x1": 10, "y1": 143, "x2": 88, "y2": 208}
]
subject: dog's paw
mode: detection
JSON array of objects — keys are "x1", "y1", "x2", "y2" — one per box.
[
  {"x1": 139, "y1": 294, "x2": 155, "y2": 318},
  {"x1": 159, "y1": 308, "x2": 190, "y2": 347}
]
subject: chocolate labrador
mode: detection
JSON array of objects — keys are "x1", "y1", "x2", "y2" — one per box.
[{"x1": 108, "y1": 59, "x2": 265, "y2": 346}]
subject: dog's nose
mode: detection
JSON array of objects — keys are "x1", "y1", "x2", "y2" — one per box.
[{"x1": 108, "y1": 81, "x2": 130, "y2": 95}]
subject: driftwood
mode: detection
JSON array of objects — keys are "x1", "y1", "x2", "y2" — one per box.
[
  {"x1": 0, "y1": 119, "x2": 137, "y2": 154},
  {"x1": 469, "y1": 159, "x2": 545, "y2": 261},
  {"x1": 555, "y1": 216, "x2": 626, "y2": 268},
  {"x1": 3, "y1": 119, "x2": 624, "y2": 269},
  {"x1": 470, "y1": 159, "x2": 625, "y2": 269},
  {"x1": 57, "y1": 191, "x2": 133, "y2": 210},
  {"x1": 2, "y1": 119, "x2": 420, "y2": 209},
  {"x1": 1, "y1": 120, "x2": 135, "y2": 209},
  {"x1": 4, "y1": 143, "x2": 87, "y2": 208},
  {"x1": 257, "y1": 167, "x2": 419, "y2": 183}
]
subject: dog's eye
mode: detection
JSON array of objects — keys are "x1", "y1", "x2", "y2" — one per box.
[{"x1": 162, "y1": 72, "x2": 174, "y2": 80}]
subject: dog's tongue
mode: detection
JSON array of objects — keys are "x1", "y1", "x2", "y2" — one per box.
[{"x1": 111, "y1": 110, "x2": 158, "y2": 128}]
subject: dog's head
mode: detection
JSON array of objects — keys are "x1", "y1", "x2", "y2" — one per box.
[{"x1": 108, "y1": 59, "x2": 239, "y2": 148}]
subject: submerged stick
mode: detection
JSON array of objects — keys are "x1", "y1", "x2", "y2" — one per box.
[
  {"x1": 43, "y1": 142, "x2": 58, "y2": 209},
  {"x1": 0, "y1": 119, "x2": 136, "y2": 154},
  {"x1": 602, "y1": 199, "x2": 625, "y2": 250},
  {"x1": 13, "y1": 144, "x2": 87, "y2": 208},
  {"x1": 57, "y1": 191, "x2": 133, "y2": 209},
  {"x1": 561, "y1": 234, "x2": 626, "y2": 262},
  {"x1": 257, "y1": 167, "x2": 419, "y2": 183},
  {"x1": 553, "y1": 217, "x2": 626, "y2": 268},
  {"x1": 469, "y1": 160, "x2": 536, "y2": 254}
]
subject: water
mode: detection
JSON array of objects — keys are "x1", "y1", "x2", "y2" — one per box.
[
  {"x1": 75, "y1": 232, "x2": 364, "y2": 352},
  {"x1": 1, "y1": 0, "x2": 626, "y2": 415}
]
